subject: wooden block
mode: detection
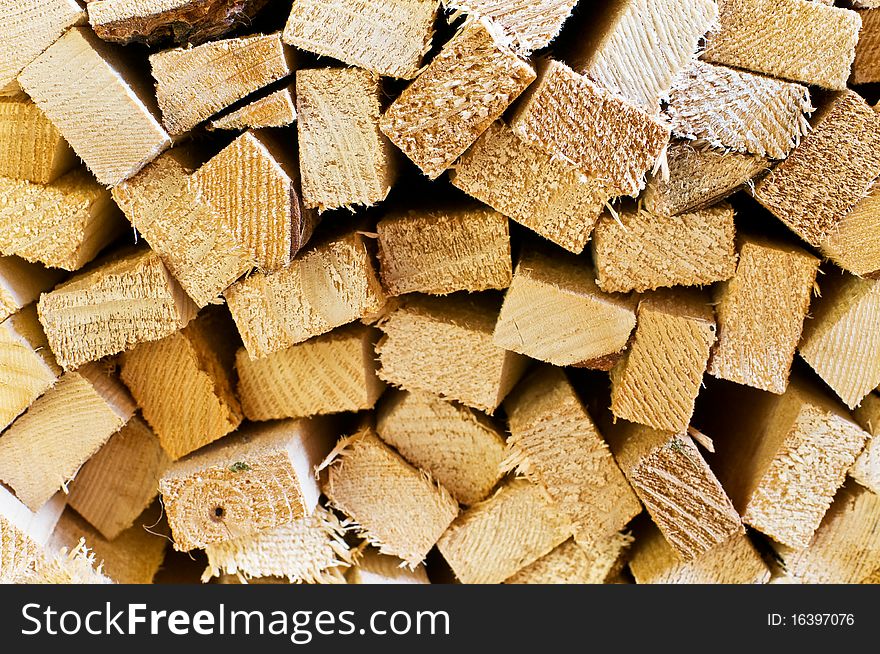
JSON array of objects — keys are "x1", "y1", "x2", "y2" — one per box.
[
  {"x1": 754, "y1": 91, "x2": 880, "y2": 248},
  {"x1": 0, "y1": 0, "x2": 84, "y2": 92},
  {"x1": 120, "y1": 310, "x2": 243, "y2": 460},
  {"x1": 443, "y1": 0, "x2": 578, "y2": 53},
  {"x1": 0, "y1": 485, "x2": 64, "y2": 583},
  {"x1": 66, "y1": 416, "x2": 171, "y2": 539},
  {"x1": 376, "y1": 205, "x2": 512, "y2": 296},
  {"x1": 282, "y1": 0, "x2": 438, "y2": 79},
  {"x1": 702, "y1": 0, "x2": 861, "y2": 90},
  {"x1": 820, "y1": 182, "x2": 880, "y2": 278},
  {"x1": 225, "y1": 231, "x2": 385, "y2": 359},
  {"x1": 493, "y1": 249, "x2": 636, "y2": 367},
  {"x1": 297, "y1": 68, "x2": 396, "y2": 212},
  {"x1": 506, "y1": 535, "x2": 630, "y2": 584},
  {"x1": 379, "y1": 19, "x2": 536, "y2": 180},
  {"x1": 0, "y1": 95, "x2": 74, "y2": 183},
  {"x1": 450, "y1": 121, "x2": 614, "y2": 254},
  {"x1": 347, "y1": 548, "x2": 430, "y2": 584},
  {"x1": 0, "y1": 364, "x2": 136, "y2": 510},
  {"x1": 237, "y1": 323, "x2": 384, "y2": 422},
  {"x1": 150, "y1": 32, "x2": 294, "y2": 135},
  {"x1": 18, "y1": 27, "x2": 171, "y2": 186},
  {"x1": 88, "y1": 0, "x2": 269, "y2": 46},
  {"x1": 160, "y1": 418, "x2": 334, "y2": 551},
  {"x1": 592, "y1": 204, "x2": 738, "y2": 293},
  {"x1": 701, "y1": 374, "x2": 869, "y2": 548},
  {"x1": 642, "y1": 140, "x2": 770, "y2": 217},
  {"x1": 0, "y1": 170, "x2": 125, "y2": 271},
  {"x1": 504, "y1": 366, "x2": 641, "y2": 538},
  {"x1": 630, "y1": 525, "x2": 770, "y2": 584},
  {"x1": 193, "y1": 129, "x2": 316, "y2": 273},
  {"x1": 605, "y1": 422, "x2": 742, "y2": 560},
  {"x1": 209, "y1": 86, "x2": 296, "y2": 131},
  {"x1": 707, "y1": 236, "x2": 819, "y2": 394},
  {"x1": 611, "y1": 291, "x2": 717, "y2": 433},
  {"x1": 38, "y1": 248, "x2": 197, "y2": 370},
  {"x1": 376, "y1": 294, "x2": 528, "y2": 413},
  {"x1": 774, "y1": 481, "x2": 880, "y2": 583},
  {"x1": 321, "y1": 430, "x2": 459, "y2": 567},
  {"x1": 570, "y1": 0, "x2": 718, "y2": 110},
  {"x1": 799, "y1": 274, "x2": 880, "y2": 409},
  {"x1": 0, "y1": 304, "x2": 61, "y2": 431},
  {"x1": 852, "y1": 393, "x2": 880, "y2": 494},
  {"x1": 112, "y1": 151, "x2": 253, "y2": 308},
  {"x1": 509, "y1": 59, "x2": 670, "y2": 197},
  {"x1": 0, "y1": 257, "x2": 64, "y2": 322},
  {"x1": 667, "y1": 60, "x2": 812, "y2": 159},
  {"x1": 436, "y1": 478, "x2": 572, "y2": 584},
  {"x1": 376, "y1": 390, "x2": 507, "y2": 505},
  {"x1": 204, "y1": 505, "x2": 353, "y2": 584},
  {"x1": 852, "y1": 10, "x2": 880, "y2": 84},
  {"x1": 50, "y1": 507, "x2": 166, "y2": 584}
]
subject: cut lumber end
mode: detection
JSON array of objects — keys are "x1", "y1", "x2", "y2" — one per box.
[
  {"x1": 377, "y1": 204, "x2": 512, "y2": 296},
  {"x1": 380, "y1": 18, "x2": 536, "y2": 180},
  {"x1": 160, "y1": 418, "x2": 334, "y2": 551},
  {"x1": 322, "y1": 429, "x2": 459, "y2": 567},
  {"x1": 708, "y1": 235, "x2": 819, "y2": 394},
  {"x1": 376, "y1": 390, "x2": 507, "y2": 506},
  {"x1": 38, "y1": 247, "x2": 197, "y2": 370},
  {"x1": 494, "y1": 248, "x2": 636, "y2": 366},
  {"x1": 209, "y1": 86, "x2": 296, "y2": 131},
  {"x1": 450, "y1": 120, "x2": 614, "y2": 253},
  {"x1": 852, "y1": 393, "x2": 880, "y2": 494},
  {"x1": 376, "y1": 293, "x2": 528, "y2": 413},
  {"x1": 820, "y1": 181, "x2": 880, "y2": 278},
  {"x1": 506, "y1": 535, "x2": 630, "y2": 584},
  {"x1": 593, "y1": 203, "x2": 738, "y2": 294},
  {"x1": 0, "y1": 257, "x2": 65, "y2": 322},
  {"x1": 18, "y1": 27, "x2": 170, "y2": 186},
  {"x1": 0, "y1": 94, "x2": 75, "y2": 183}
]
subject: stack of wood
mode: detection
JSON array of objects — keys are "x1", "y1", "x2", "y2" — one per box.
[{"x1": 1, "y1": 0, "x2": 879, "y2": 585}]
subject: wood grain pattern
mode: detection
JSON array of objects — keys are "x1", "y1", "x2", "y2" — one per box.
[
  {"x1": 376, "y1": 294, "x2": 528, "y2": 413},
  {"x1": 504, "y1": 366, "x2": 641, "y2": 539},
  {"x1": 160, "y1": 418, "x2": 334, "y2": 551},
  {"x1": 592, "y1": 203, "x2": 737, "y2": 293},
  {"x1": 283, "y1": 0, "x2": 437, "y2": 79},
  {"x1": 0, "y1": 95, "x2": 74, "y2": 183},
  {"x1": 820, "y1": 181, "x2": 880, "y2": 278},
  {"x1": 494, "y1": 249, "x2": 636, "y2": 367},
  {"x1": 708, "y1": 235, "x2": 819, "y2": 394},
  {"x1": 377, "y1": 205, "x2": 512, "y2": 296},
  {"x1": 799, "y1": 274, "x2": 880, "y2": 409},
  {"x1": 322, "y1": 430, "x2": 459, "y2": 567},
  {"x1": 444, "y1": 0, "x2": 578, "y2": 53},
  {"x1": 703, "y1": 0, "x2": 861, "y2": 90},
  {"x1": 112, "y1": 151, "x2": 253, "y2": 308},
  {"x1": 210, "y1": 86, "x2": 296, "y2": 131},
  {"x1": 150, "y1": 32, "x2": 293, "y2": 135},
  {"x1": 606, "y1": 422, "x2": 742, "y2": 560},
  {"x1": 237, "y1": 323, "x2": 384, "y2": 422},
  {"x1": 225, "y1": 231, "x2": 385, "y2": 359},
  {"x1": 506, "y1": 536, "x2": 630, "y2": 584},
  {"x1": 450, "y1": 121, "x2": 614, "y2": 254},
  {"x1": 194, "y1": 130, "x2": 316, "y2": 273},
  {"x1": 0, "y1": 364, "x2": 136, "y2": 510},
  {"x1": 611, "y1": 291, "x2": 716, "y2": 432},
  {"x1": 18, "y1": 27, "x2": 170, "y2": 186},
  {"x1": 0, "y1": 170, "x2": 125, "y2": 271},
  {"x1": 572, "y1": 0, "x2": 718, "y2": 110},
  {"x1": 380, "y1": 19, "x2": 536, "y2": 180},
  {"x1": 0, "y1": 304, "x2": 61, "y2": 431},
  {"x1": 667, "y1": 60, "x2": 812, "y2": 159},
  {"x1": 852, "y1": 393, "x2": 880, "y2": 494},
  {"x1": 38, "y1": 248, "x2": 197, "y2": 370},
  {"x1": 754, "y1": 91, "x2": 880, "y2": 248},
  {"x1": 347, "y1": 548, "x2": 430, "y2": 584},
  {"x1": 376, "y1": 390, "x2": 507, "y2": 506},
  {"x1": 67, "y1": 416, "x2": 170, "y2": 539},
  {"x1": 0, "y1": 257, "x2": 64, "y2": 322},
  {"x1": 509, "y1": 59, "x2": 669, "y2": 197},
  {"x1": 437, "y1": 478, "x2": 572, "y2": 584},
  {"x1": 120, "y1": 309, "x2": 243, "y2": 460}
]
